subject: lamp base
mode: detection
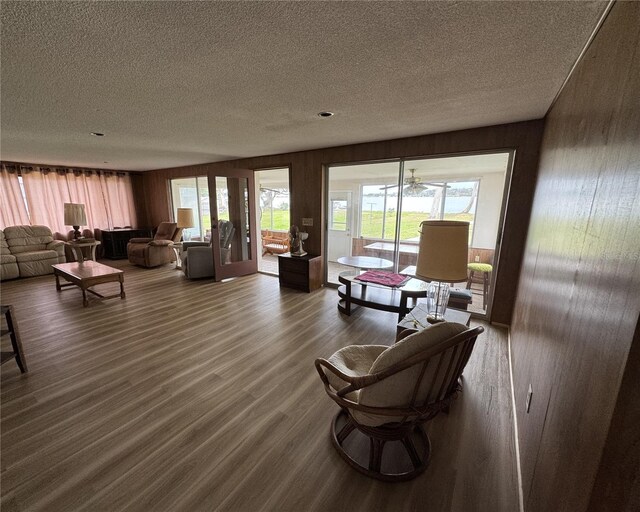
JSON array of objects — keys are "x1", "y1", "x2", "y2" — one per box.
[
  {"x1": 72, "y1": 226, "x2": 81, "y2": 240},
  {"x1": 426, "y1": 281, "x2": 451, "y2": 323}
]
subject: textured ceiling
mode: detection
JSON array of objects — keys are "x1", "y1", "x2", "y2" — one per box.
[{"x1": 0, "y1": 1, "x2": 606, "y2": 171}]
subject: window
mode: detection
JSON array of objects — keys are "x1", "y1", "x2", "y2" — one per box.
[
  {"x1": 360, "y1": 184, "x2": 398, "y2": 239},
  {"x1": 170, "y1": 176, "x2": 210, "y2": 241},
  {"x1": 256, "y1": 168, "x2": 290, "y2": 232},
  {"x1": 397, "y1": 179, "x2": 479, "y2": 244}
]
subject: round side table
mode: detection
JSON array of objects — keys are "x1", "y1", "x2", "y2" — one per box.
[{"x1": 67, "y1": 240, "x2": 101, "y2": 263}]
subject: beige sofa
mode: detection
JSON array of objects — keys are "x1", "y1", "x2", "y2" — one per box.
[{"x1": 1, "y1": 225, "x2": 66, "y2": 280}]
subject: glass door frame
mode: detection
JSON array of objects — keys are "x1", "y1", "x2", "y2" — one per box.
[
  {"x1": 324, "y1": 149, "x2": 516, "y2": 319},
  {"x1": 209, "y1": 168, "x2": 258, "y2": 281}
]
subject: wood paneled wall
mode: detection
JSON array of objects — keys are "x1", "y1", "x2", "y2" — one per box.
[
  {"x1": 510, "y1": 2, "x2": 640, "y2": 511},
  {"x1": 140, "y1": 120, "x2": 544, "y2": 324}
]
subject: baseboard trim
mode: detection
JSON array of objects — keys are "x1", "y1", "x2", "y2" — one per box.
[{"x1": 507, "y1": 328, "x2": 525, "y2": 512}]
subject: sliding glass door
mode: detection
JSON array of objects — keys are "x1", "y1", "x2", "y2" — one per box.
[
  {"x1": 326, "y1": 152, "x2": 512, "y2": 316},
  {"x1": 170, "y1": 177, "x2": 211, "y2": 241},
  {"x1": 255, "y1": 167, "x2": 290, "y2": 274}
]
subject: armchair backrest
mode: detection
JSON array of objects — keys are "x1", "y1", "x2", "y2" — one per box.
[
  {"x1": 154, "y1": 222, "x2": 178, "y2": 241},
  {"x1": 219, "y1": 220, "x2": 235, "y2": 249},
  {"x1": 355, "y1": 323, "x2": 482, "y2": 425}
]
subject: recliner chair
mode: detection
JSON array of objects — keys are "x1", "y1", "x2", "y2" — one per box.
[
  {"x1": 127, "y1": 222, "x2": 182, "y2": 268},
  {"x1": 181, "y1": 220, "x2": 235, "y2": 278}
]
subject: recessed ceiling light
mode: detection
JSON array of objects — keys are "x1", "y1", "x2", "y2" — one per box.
[
  {"x1": 90, "y1": 132, "x2": 105, "y2": 137},
  {"x1": 317, "y1": 111, "x2": 334, "y2": 118}
]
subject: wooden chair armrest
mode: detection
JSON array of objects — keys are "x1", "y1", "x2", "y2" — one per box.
[{"x1": 314, "y1": 358, "x2": 380, "y2": 397}]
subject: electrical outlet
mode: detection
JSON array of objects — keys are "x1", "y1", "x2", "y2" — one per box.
[
  {"x1": 302, "y1": 218, "x2": 313, "y2": 226},
  {"x1": 525, "y1": 384, "x2": 533, "y2": 413},
  {"x1": 475, "y1": 255, "x2": 480, "y2": 262}
]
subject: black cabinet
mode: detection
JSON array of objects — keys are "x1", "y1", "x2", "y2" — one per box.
[{"x1": 100, "y1": 229, "x2": 152, "y2": 259}]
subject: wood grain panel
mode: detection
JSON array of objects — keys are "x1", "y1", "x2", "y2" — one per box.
[
  {"x1": 1, "y1": 261, "x2": 518, "y2": 511},
  {"x1": 587, "y1": 313, "x2": 640, "y2": 512},
  {"x1": 141, "y1": 120, "x2": 544, "y2": 325},
  {"x1": 510, "y1": 2, "x2": 640, "y2": 511}
]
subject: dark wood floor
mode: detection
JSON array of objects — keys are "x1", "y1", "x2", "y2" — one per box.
[{"x1": 1, "y1": 260, "x2": 519, "y2": 512}]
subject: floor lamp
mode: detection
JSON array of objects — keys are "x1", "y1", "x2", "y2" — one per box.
[{"x1": 415, "y1": 220, "x2": 469, "y2": 322}]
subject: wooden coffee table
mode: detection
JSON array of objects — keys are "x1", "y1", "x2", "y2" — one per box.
[{"x1": 52, "y1": 261, "x2": 125, "y2": 307}]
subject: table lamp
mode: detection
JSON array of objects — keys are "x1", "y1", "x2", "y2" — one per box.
[
  {"x1": 415, "y1": 220, "x2": 469, "y2": 322},
  {"x1": 64, "y1": 203, "x2": 87, "y2": 240},
  {"x1": 176, "y1": 208, "x2": 195, "y2": 241}
]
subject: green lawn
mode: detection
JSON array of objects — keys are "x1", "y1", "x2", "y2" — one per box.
[
  {"x1": 260, "y1": 210, "x2": 293, "y2": 231},
  {"x1": 261, "y1": 209, "x2": 474, "y2": 240}
]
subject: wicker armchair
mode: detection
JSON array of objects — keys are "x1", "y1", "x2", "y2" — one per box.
[{"x1": 315, "y1": 322, "x2": 483, "y2": 481}]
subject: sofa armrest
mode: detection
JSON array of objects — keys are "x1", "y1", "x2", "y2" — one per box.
[
  {"x1": 47, "y1": 240, "x2": 67, "y2": 262},
  {"x1": 184, "y1": 246, "x2": 214, "y2": 278},
  {"x1": 47, "y1": 240, "x2": 65, "y2": 252},
  {"x1": 129, "y1": 237, "x2": 153, "y2": 244}
]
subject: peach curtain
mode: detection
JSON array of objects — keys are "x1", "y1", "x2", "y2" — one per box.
[
  {"x1": 99, "y1": 173, "x2": 138, "y2": 229},
  {"x1": 19, "y1": 167, "x2": 137, "y2": 233},
  {"x1": 0, "y1": 164, "x2": 30, "y2": 228},
  {"x1": 66, "y1": 171, "x2": 110, "y2": 230}
]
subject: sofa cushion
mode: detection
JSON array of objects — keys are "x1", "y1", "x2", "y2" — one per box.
[
  {"x1": 14, "y1": 250, "x2": 60, "y2": 262},
  {"x1": 4, "y1": 225, "x2": 54, "y2": 253},
  {"x1": 17, "y1": 258, "x2": 57, "y2": 277}
]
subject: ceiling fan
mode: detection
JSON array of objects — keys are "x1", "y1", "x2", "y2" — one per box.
[{"x1": 379, "y1": 169, "x2": 448, "y2": 192}]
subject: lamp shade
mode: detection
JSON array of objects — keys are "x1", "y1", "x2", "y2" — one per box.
[
  {"x1": 176, "y1": 208, "x2": 195, "y2": 228},
  {"x1": 63, "y1": 203, "x2": 87, "y2": 227},
  {"x1": 415, "y1": 220, "x2": 469, "y2": 282}
]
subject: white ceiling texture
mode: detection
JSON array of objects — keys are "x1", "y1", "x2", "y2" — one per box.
[{"x1": 0, "y1": 1, "x2": 607, "y2": 171}]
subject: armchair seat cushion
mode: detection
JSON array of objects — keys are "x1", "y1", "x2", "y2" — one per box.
[{"x1": 326, "y1": 345, "x2": 388, "y2": 401}]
